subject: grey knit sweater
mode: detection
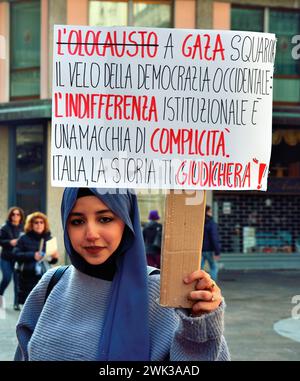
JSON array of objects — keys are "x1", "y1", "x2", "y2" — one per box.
[{"x1": 15, "y1": 266, "x2": 230, "y2": 361}]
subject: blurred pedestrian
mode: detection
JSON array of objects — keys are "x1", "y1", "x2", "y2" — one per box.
[
  {"x1": 0, "y1": 207, "x2": 25, "y2": 310},
  {"x1": 14, "y1": 212, "x2": 59, "y2": 305},
  {"x1": 201, "y1": 205, "x2": 221, "y2": 281},
  {"x1": 14, "y1": 187, "x2": 230, "y2": 361},
  {"x1": 143, "y1": 210, "x2": 162, "y2": 268}
]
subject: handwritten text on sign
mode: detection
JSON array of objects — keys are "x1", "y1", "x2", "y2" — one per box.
[{"x1": 51, "y1": 25, "x2": 276, "y2": 190}]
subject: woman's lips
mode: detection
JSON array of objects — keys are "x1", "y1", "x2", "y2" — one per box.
[{"x1": 84, "y1": 246, "x2": 106, "y2": 255}]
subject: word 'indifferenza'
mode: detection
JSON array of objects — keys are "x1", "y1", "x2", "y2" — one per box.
[{"x1": 54, "y1": 92, "x2": 158, "y2": 122}]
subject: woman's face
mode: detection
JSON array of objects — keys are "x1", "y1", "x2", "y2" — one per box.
[
  {"x1": 67, "y1": 195, "x2": 125, "y2": 265},
  {"x1": 32, "y1": 218, "x2": 45, "y2": 234},
  {"x1": 10, "y1": 209, "x2": 21, "y2": 225}
]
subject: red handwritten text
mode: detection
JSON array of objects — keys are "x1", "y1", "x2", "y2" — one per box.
[
  {"x1": 54, "y1": 92, "x2": 158, "y2": 122},
  {"x1": 57, "y1": 28, "x2": 158, "y2": 58},
  {"x1": 150, "y1": 128, "x2": 226, "y2": 157},
  {"x1": 181, "y1": 33, "x2": 225, "y2": 61},
  {"x1": 175, "y1": 160, "x2": 251, "y2": 188}
]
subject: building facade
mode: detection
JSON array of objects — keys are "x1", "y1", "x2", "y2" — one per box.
[
  {"x1": 0, "y1": 0, "x2": 299, "y2": 266},
  {"x1": 212, "y1": 1, "x2": 300, "y2": 261}
]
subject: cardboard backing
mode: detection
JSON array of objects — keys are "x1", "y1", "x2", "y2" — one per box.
[{"x1": 160, "y1": 190, "x2": 206, "y2": 308}]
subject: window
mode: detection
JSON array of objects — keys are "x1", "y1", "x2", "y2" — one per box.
[
  {"x1": 133, "y1": 1, "x2": 172, "y2": 28},
  {"x1": 90, "y1": 1, "x2": 128, "y2": 26},
  {"x1": 231, "y1": 5, "x2": 300, "y2": 104},
  {"x1": 214, "y1": 193, "x2": 300, "y2": 254},
  {"x1": 10, "y1": 125, "x2": 46, "y2": 216},
  {"x1": 10, "y1": 1, "x2": 41, "y2": 100},
  {"x1": 89, "y1": 0, "x2": 173, "y2": 28},
  {"x1": 271, "y1": 129, "x2": 300, "y2": 178},
  {"x1": 231, "y1": 6, "x2": 263, "y2": 32},
  {"x1": 269, "y1": 10, "x2": 300, "y2": 76}
]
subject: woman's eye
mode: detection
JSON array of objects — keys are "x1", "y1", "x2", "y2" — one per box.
[
  {"x1": 70, "y1": 219, "x2": 84, "y2": 226},
  {"x1": 99, "y1": 217, "x2": 113, "y2": 223}
]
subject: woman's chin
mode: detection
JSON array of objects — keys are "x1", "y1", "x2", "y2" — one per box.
[{"x1": 84, "y1": 254, "x2": 110, "y2": 266}]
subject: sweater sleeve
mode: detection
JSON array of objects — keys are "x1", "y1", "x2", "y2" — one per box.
[
  {"x1": 148, "y1": 275, "x2": 230, "y2": 361},
  {"x1": 170, "y1": 304, "x2": 230, "y2": 361},
  {"x1": 14, "y1": 268, "x2": 57, "y2": 361}
]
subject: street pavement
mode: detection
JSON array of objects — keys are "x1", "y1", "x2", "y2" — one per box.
[
  {"x1": 219, "y1": 269, "x2": 300, "y2": 361},
  {"x1": 0, "y1": 270, "x2": 299, "y2": 361},
  {"x1": 0, "y1": 286, "x2": 19, "y2": 361}
]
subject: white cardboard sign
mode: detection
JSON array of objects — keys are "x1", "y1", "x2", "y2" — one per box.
[{"x1": 51, "y1": 25, "x2": 276, "y2": 190}]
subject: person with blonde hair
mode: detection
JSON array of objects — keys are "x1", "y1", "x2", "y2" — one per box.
[
  {"x1": 0, "y1": 207, "x2": 25, "y2": 310},
  {"x1": 14, "y1": 212, "x2": 59, "y2": 305}
]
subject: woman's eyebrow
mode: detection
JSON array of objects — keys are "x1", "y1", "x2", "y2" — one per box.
[
  {"x1": 68, "y1": 212, "x2": 84, "y2": 217},
  {"x1": 95, "y1": 209, "x2": 112, "y2": 214},
  {"x1": 69, "y1": 209, "x2": 112, "y2": 217}
]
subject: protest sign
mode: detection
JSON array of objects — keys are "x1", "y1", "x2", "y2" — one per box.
[
  {"x1": 51, "y1": 25, "x2": 276, "y2": 307},
  {"x1": 51, "y1": 25, "x2": 276, "y2": 191}
]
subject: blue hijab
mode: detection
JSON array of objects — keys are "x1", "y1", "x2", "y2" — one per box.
[{"x1": 61, "y1": 188, "x2": 150, "y2": 361}]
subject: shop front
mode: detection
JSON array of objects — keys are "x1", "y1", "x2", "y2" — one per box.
[{"x1": 214, "y1": 127, "x2": 300, "y2": 269}]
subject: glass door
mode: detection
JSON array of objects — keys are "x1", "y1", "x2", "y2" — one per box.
[{"x1": 9, "y1": 124, "x2": 46, "y2": 216}]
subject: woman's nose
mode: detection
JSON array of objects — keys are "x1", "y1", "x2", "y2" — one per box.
[{"x1": 85, "y1": 224, "x2": 100, "y2": 241}]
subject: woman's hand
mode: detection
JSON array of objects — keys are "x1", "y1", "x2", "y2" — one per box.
[
  {"x1": 34, "y1": 251, "x2": 44, "y2": 261},
  {"x1": 184, "y1": 270, "x2": 222, "y2": 316},
  {"x1": 10, "y1": 239, "x2": 18, "y2": 247}
]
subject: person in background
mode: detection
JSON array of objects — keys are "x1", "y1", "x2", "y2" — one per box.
[
  {"x1": 142, "y1": 210, "x2": 162, "y2": 268},
  {"x1": 201, "y1": 205, "x2": 221, "y2": 281},
  {"x1": 14, "y1": 188, "x2": 230, "y2": 361},
  {"x1": 0, "y1": 207, "x2": 25, "y2": 311},
  {"x1": 13, "y1": 212, "x2": 59, "y2": 305}
]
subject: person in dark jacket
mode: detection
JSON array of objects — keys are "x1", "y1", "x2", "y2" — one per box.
[
  {"x1": 14, "y1": 212, "x2": 59, "y2": 305},
  {"x1": 0, "y1": 207, "x2": 25, "y2": 310},
  {"x1": 201, "y1": 205, "x2": 221, "y2": 281},
  {"x1": 142, "y1": 210, "x2": 162, "y2": 268}
]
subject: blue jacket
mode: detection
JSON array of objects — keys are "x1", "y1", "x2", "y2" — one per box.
[{"x1": 202, "y1": 216, "x2": 221, "y2": 256}]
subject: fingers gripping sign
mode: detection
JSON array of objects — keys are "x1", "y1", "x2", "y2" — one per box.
[{"x1": 184, "y1": 270, "x2": 222, "y2": 316}]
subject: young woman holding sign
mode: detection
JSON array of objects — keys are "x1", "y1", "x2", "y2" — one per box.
[{"x1": 14, "y1": 188, "x2": 230, "y2": 361}]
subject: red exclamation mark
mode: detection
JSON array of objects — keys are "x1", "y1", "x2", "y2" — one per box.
[{"x1": 257, "y1": 163, "x2": 267, "y2": 190}]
